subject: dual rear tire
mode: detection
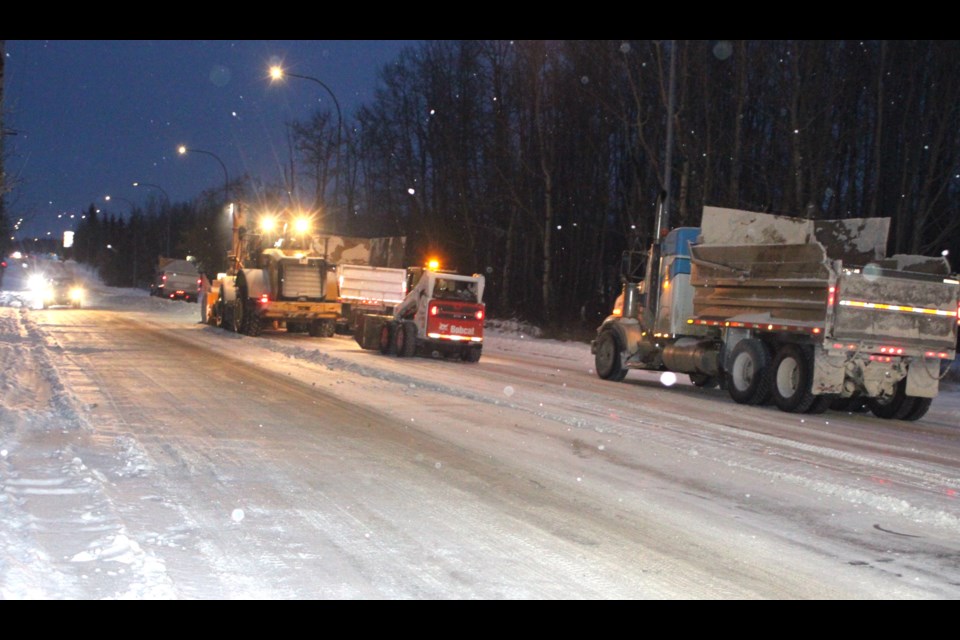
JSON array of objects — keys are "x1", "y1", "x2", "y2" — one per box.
[
  {"x1": 866, "y1": 379, "x2": 932, "y2": 421},
  {"x1": 725, "y1": 339, "x2": 772, "y2": 405},
  {"x1": 726, "y1": 340, "x2": 832, "y2": 414}
]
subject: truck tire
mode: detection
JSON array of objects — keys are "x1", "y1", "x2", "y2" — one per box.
[
  {"x1": 462, "y1": 346, "x2": 482, "y2": 363},
  {"x1": 725, "y1": 339, "x2": 772, "y2": 405},
  {"x1": 771, "y1": 344, "x2": 818, "y2": 413},
  {"x1": 394, "y1": 320, "x2": 417, "y2": 357},
  {"x1": 830, "y1": 394, "x2": 867, "y2": 413},
  {"x1": 379, "y1": 323, "x2": 395, "y2": 355},
  {"x1": 902, "y1": 397, "x2": 933, "y2": 421},
  {"x1": 222, "y1": 302, "x2": 235, "y2": 332},
  {"x1": 689, "y1": 372, "x2": 719, "y2": 388},
  {"x1": 322, "y1": 320, "x2": 336, "y2": 337},
  {"x1": 594, "y1": 330, "x2": 628, "y2": 381},
  {"x1": 805, "y1": 394, "x2": 834, "y2": 414},
  {"x1": 232, "y1": 297, "x2": 246, "y2": 334},
  {"x1": 866, "y1": 379, "x2": 915, "y2": 420},
  {"x1": 244, "y1": 303, "x2": 263, "y2": 337}
]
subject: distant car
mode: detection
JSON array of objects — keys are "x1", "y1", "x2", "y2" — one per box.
[
  {"x1": 151, "y1": 259, "x2": 200, "y2": 302},
  {"x1": 28, "y1": 270, "x2": 84, "y2": 309}
]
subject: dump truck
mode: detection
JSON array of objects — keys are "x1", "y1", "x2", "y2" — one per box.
[
  {"x1": 335, "y1": 263, "x2": 408, "y2": 335},
  {"x1": 354, "y1": 265, "x2": 486, "y2": 362},
  {"x1": 592, "y1": 201, "x2": 959, "y2": 421}
]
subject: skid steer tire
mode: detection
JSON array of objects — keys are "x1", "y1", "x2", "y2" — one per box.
[
  {"x1": 395, "y1": 320, "x2": 417, "y2": 357},
  {"x1": 379, "y1": 323, "x2": 395, "y2": 355}
]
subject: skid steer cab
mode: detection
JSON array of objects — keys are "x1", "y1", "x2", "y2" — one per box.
[{"x1": 355, "y1": 265, "x2": 486, "y2": 363}]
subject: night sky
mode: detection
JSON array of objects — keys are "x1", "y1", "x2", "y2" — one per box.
[{"x1": 3, "y1": 40, "x2": 416, "y2": 241}]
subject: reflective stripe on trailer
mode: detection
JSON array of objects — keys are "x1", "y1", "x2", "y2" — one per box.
[
  {"x1": 838, "y1": 299, "x2": 958, "y2": 317},
  {"x1": 687, "y1": 318, "x2": 822, "y2": 335}
]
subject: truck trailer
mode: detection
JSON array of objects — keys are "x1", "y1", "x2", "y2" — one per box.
[{"x1": 592, "y1": 204, "x2": 959, "y2": 421}]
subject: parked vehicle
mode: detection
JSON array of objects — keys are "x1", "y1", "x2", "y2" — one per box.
[
  {"x1": 592, "y1": 198, "x2": 959, "y2": 421},
  {"x1": 151, "y1": 257, "x2": 200, "y2": 302}
]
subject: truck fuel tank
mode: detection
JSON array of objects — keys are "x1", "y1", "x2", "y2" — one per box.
[{"x1": 661, "y1": 338, "x2": 721, "y2": 376}]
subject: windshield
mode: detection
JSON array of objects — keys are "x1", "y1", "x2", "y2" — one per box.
[{"x1": 433, "y1": 278, "x2": 478, "y2": 302}]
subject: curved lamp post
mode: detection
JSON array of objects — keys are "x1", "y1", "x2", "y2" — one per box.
[
  {"x1": 177, "y1": 145, "x2": 230, "y2": 207},
  {"x1": 134, "y1": 181, "x2": 172, "y2": 255},
  {"x1": 103, "y1": 195, "x2": 139, "y2": 285},
  {"x1": 132, "y1": 181, "x2": 170, "y2": 203},
  {"x1": 103, "y1": 194, "x2": 135, "y2": 213},
  {"x1": 269, "y1": 65, "x2": 342, "y2": 224}
]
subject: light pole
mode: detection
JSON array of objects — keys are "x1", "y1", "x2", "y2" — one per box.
[
  {"x1": 133, "y1": 181, "x2": 172, "y2": 255},
  {"x1": 103, "y1": 194, "x2": 135, "y2": 214},
  {"x1": 269, "y1": 65, "x2": 343, "y2": 227},
  {"x1": 177, "y1": 145, "x2": 230, "y2": 207},
  {"x1": 103, "y1": 195, "x2": 139, "y2": 286},
  {"x1": 132, "y1": 181, "x2": 170, "y2": 202}
]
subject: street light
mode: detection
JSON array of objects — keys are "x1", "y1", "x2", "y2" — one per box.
[
  {"x1": 132, "y1": 181, "x2": 170, "y2": 203},
  {"x1": 269, "y1": 64, "x2": 343, "y2": 226},
  {"x1": 177, "y1": 145, "x2": 230, "y2": 206},
  {"x1": 103, "y1": 195, "x2": 139, "y2": 286},
  {"x1": 103, "y1": 194, "x2": 135, "y2": 213},
  {"x1": 134, "y1": 181, "x2": 172, "y2": 256}
]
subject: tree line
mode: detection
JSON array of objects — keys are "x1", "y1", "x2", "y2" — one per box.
[{"x1": 35, "y1": 41, "x2": 960, "y2": 333}]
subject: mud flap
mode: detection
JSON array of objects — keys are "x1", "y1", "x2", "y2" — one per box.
[
  {"x1": 812, "y1": 349, "x2": 845, "y2": 394},
  {"x1": 905, "y1": 359, "x2": 940, "y2": 398}
]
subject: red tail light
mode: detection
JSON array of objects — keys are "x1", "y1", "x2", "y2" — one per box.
[
  {"x1": 475, "y1": 309, "x2": 484, "y2": 320},
  {"x1": 259, "y1": 294, "x2": 270, "y2": 305},
  {"x1": 430, "y1": 304, "x2": 439, "y2": 316}
]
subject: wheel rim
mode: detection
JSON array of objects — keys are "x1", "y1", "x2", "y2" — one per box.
[
  {"x1": 596, "y1": 334, "x2": 615, "y2": 373},
  {"x1": 731, "y1": 353, "x2": 754, "y2": 392},
  {"x1": 776, "y1": 356, "x2": 801, "y2": 399}
]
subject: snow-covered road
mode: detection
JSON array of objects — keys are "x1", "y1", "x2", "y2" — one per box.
[{"x1": 2, "y1": 265, "x2": 959, "y2": 599}]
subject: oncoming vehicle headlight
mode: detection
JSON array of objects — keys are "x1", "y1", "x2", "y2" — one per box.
[
  {"x1": 27, "y1": 273, "x2": 48, "y2": 292},
  {"x1": 69, "y1": 287, "x2": 84, "y2": 302}
]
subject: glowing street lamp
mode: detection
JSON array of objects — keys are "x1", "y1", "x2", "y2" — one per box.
[
  {"x1": 103, "y1": 194, "x2": 135, "y2": 213},
  {"x1": 177, "y1": 145, "x2": 230, "y2": 206},
  {"x1": 269, "y1": 64, "x2": 343, "y2": 223},
  {"x1": 132, "y1": 181, "x2": 170, "y2": 203}
]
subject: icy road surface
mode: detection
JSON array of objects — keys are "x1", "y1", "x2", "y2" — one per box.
[{"x1": 1, "y1": 264, "x2": 959, "y2": 599}]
